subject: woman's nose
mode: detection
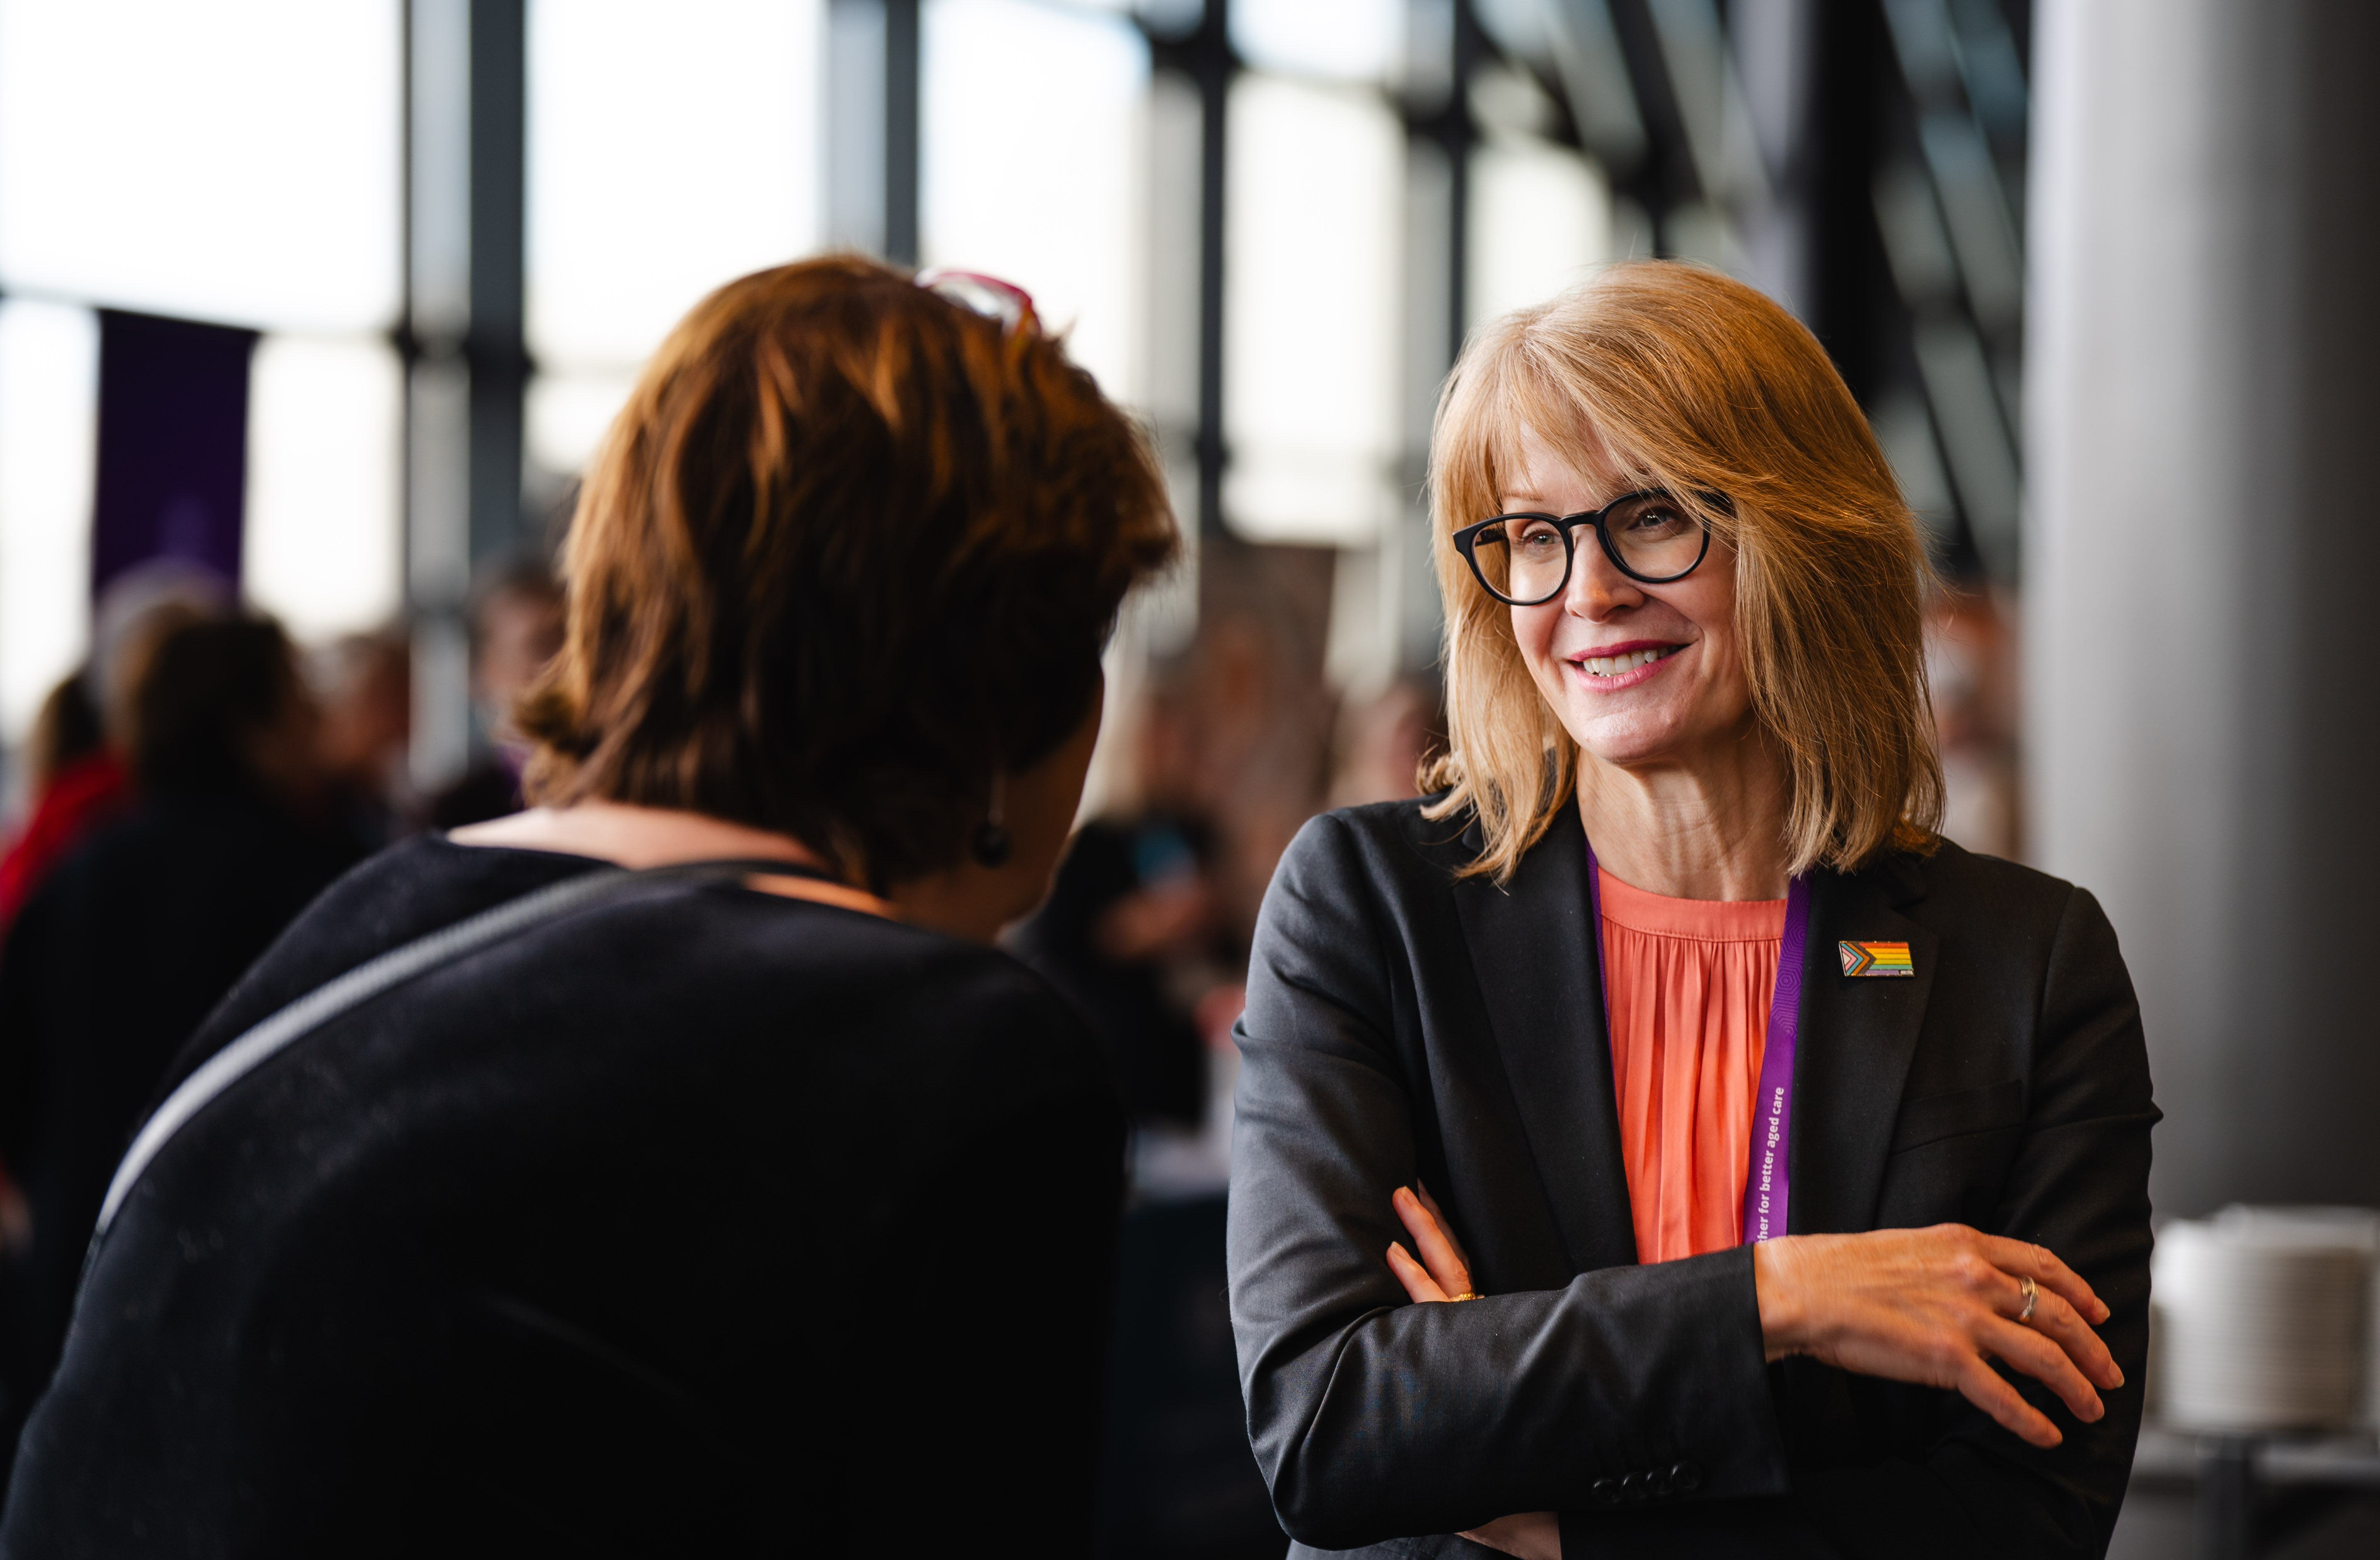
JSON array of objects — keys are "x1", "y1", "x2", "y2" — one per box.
[{"x1": 1567, "y1": 540, "x2": 1644, "y2": 619}]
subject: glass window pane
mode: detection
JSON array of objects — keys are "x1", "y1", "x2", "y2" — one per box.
[
  {"x1": 1232, "y1": 0, "x2": 1404, "y2": 83},
  {"x1": 0, "y1": 302, "x2": 98, "y2": 746},
  {"x1": 528, "y1": 0, "x2": 826, "y2": 373},
  {"x1": 245, "y1": 337, "x2": 404, "y2": 644},
  {"x1": 527, "y1": 371, "x2": 640, "y2": 478},
  {"x1": 1467, "y1": 138, "x2": 1611, "y2": 328},
  {"x1": 1224, "y1": 75, "x2": 1402, "y2": 545},
  {"x1": 0, "y1": 1, "x2": 401, "y2": 333},
  {"x1": 922, "y1": 0, "x2": 1148, "y2": 403}
]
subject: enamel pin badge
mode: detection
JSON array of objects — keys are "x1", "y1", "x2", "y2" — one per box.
[{"x1": 1839, "y1": 940, "x2": 1914, "y2": 977}]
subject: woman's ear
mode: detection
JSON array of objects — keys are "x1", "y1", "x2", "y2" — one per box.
[{"x1": 888, "y1": 684, "x2": 1103, "y2": 944}]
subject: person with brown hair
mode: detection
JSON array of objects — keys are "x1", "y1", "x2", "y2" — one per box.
[
  {"x1": 1228, "y1": 264, "x2": 2153, "y2": 1558},
  {"x1": 2, "y1": 257, "x2": 1175, "y2": 1555}
]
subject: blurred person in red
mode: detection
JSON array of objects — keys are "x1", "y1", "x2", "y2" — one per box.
[
  {"x1": 0, "y1": 678, "x2": 119, "y2": 1263},
  {"x1": 0, "y1": 679, "x2": 123, "y2": 940},
  {"x1": 0, "y1": 615, "x2": 362, "y2": 1463},
  {"x1": 426, "y1": 554, "x2": 564, "y2": 829},
  {"x1": 0, "y1": 561, "x2": 232, "y2": 937}
]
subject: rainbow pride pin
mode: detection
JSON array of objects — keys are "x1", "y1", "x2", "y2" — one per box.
[{"x1": 1839, "y1": 940, "x2": 1914, "y2": 977}]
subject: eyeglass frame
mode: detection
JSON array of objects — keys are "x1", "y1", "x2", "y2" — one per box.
[{"x1": 1451, "y1": 489, "x2": 1725, "y2": 606}]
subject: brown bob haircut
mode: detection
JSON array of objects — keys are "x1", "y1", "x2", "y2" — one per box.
[
  {"x1": 519, "y1": 255, "x2": 1178, "y2": 884},
  {"x1": 1423, "y1": 261, "x2": 1942, "y2": 883}
]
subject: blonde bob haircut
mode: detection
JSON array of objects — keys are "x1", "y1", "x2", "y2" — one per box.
[{"x1": 1421, "y1": 261, "x2": 1942, "y2": 884}]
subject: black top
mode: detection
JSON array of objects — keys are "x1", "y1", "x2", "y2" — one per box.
[
  {"x1": 1, "y1": 837, "x2": 1125, "y2": 1558},
  {"x1": 0, "y1": 790, "x2": 361, "y2": 1445},
  {"x1": 1228, "y1": 798, "x2": 2156, "y2": 1560}
]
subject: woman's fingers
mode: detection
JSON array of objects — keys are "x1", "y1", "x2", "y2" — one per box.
[
  {"x1": 1411, "y1": 1180, "x2": 1474, "y2": 1272},
  {"x1": 1953, "y1": 1353, "x2": 2063, "y2": 1448},
  {"x1": 1981, "y1": 1315, "x2": 2104, "y2": 1423},
  {"x1": 1956, "y1": 1239, "x2": 2107, "y2": 1418},
  {"x1": 1387, "y1": 1239, "x2": 1449, "y2": 1303},
  {"x1": 1760, "y1": 1226, "x2": 2127, "y2": 1446},
  {"x1": 1983, "y1": 1234, "x2": 2110, "y2": 1324},
  {"x1": 2013, "y1": 1281, "x2": 2124, "y2": 1391},
  {"x1": 1392, "y1": 1186, "x2": 1474, "y2": 1297},
  {"x1": 1458, "y1": 1511, "x2": 1561, "y2": 1560}
]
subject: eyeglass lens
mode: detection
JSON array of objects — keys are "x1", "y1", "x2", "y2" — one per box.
[{"x1": 1478, "y1": 494, "x2": 1703, "y2": 601}]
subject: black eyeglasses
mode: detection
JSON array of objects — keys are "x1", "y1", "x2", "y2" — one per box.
[{"x1": 1452, "y1": 490, "x2": 1720, "y2": 606}]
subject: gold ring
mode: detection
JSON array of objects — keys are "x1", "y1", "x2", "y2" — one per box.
[
  {"x1": 2017, "y1": 1273, "x2": 2039, "y2": 1324},
  {"x1": 1448, "y1": 1291, "x2": 1482, "y2": 1302}
]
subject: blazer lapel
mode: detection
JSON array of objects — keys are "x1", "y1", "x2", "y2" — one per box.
[
  {"x1": 1450, "y1": 802, "x2": 1639, "y2": 1273},
  {"x1": 1792, "y1": 855, "x2": 1938, "y2": 1235}
]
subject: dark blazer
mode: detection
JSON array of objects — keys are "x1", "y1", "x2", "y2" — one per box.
[
  {"x1": 1, "y1": 838, "x2": 1124, "y2": 1558},
  {"x1": 1227, "y1": 797, "x2": 2156, "y2": 1560}
]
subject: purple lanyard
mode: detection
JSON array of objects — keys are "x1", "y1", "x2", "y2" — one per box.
[{"x1": 1585, "y1": 843, "x2": 1811, "y2": 1244}]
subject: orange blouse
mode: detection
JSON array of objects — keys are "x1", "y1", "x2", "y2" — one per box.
[{"x1": 1596, "y1": 867, "x2": 1787, "y2": 1265}]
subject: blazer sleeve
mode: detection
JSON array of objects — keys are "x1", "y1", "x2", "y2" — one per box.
[
  {"x1": 1227, "y1": 814, "x2": 1791, "y2": 1551},
  {"x1": 1791, "y1": 883, "x2": 2159, "y2": 1560}
]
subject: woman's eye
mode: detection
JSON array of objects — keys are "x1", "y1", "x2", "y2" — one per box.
[{"x1": 1622, "y1": 505, "x2": 1688, "y2": 537}]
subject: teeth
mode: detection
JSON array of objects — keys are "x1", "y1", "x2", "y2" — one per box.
[{"x1": 1582, "y1": 646, "x2": 1676, "y2": 677}]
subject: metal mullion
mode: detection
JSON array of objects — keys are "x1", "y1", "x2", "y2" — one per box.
[
  {"x1": 465, "y1": 0, "x2": 527, "y2": 566},
  {"x1": 885, "y1": 0, "x2": 920, "y2": 267},
  {"x1": 1602, "y1": 0, "x2": 1700, "y2": 251}
]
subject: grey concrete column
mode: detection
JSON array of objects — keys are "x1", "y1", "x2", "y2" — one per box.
[{"x1": 2025, "y1": 0, "x2": 2380, "y2": 1218}]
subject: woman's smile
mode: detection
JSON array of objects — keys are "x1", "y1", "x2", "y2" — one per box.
[{"x1": 1565, "y1": 639, "x2": 1688, "y2": 691}]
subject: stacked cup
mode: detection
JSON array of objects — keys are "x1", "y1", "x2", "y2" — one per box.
[{"x1": 2151, "y1": 1206, "x2": 2378, "y2": 1434}]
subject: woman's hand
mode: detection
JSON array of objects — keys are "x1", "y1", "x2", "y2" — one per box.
[
  {"x1": 1754, "y1": 1225, "x2": 2123, "y2": 1448},
  {"x1": 1386, "y1": 1183, "x2": 1477, "y2": 1301},
  {"x1": 1387, "y1": 1186, "x2": 1560, "y2": 1560}
]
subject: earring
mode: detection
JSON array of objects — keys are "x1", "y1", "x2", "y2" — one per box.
[{"x1": 970, "y1": 770, "x2": 1012, "y2": 869}]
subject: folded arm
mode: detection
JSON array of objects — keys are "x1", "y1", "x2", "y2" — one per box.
[{"x1": 1227, "y1": 816, "x2": 1788, "y2": 1549}]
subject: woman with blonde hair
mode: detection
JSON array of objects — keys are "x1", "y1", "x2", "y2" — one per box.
[{"x1": 1228, "y1": 264, "x2": 2152, "y2": 1558}]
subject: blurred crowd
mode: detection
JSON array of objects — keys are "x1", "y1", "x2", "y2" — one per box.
[
  {"x1": 1010, "y1": 539, "x2": 1441, "y2": 1558},
  {"x1": 0, "y1": 552, "x2": 564, "y2": 1460},
  {"x1": 1015, "y1": 540, "x2": 1440, "y2": 1183}
]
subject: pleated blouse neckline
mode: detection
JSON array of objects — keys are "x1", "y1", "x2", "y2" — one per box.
[{"x1": 1595, "y1": 866, "x2": 1787, "y2": 1265}]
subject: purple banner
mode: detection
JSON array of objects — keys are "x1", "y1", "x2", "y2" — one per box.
[{"x1": 92, "y1": 309, "x2": 258, "y2": 600}]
